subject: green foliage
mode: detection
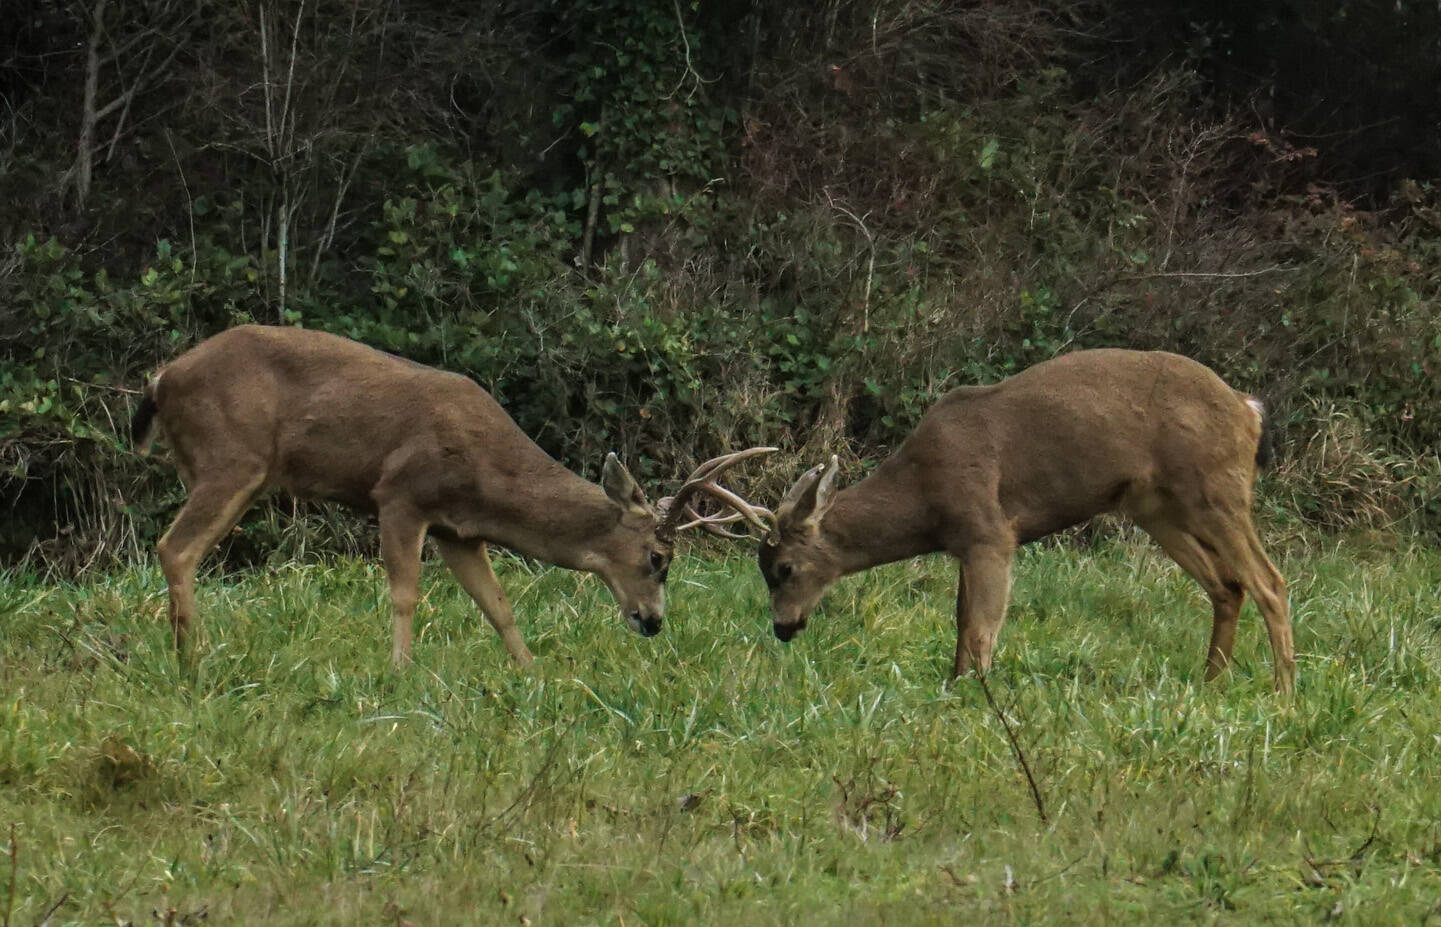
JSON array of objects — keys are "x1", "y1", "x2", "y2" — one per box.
[
  {"x1": 3, "y1": 542, "x2": 1441, "y2": 921},
  {"x1": 3, "y1": 0, "x2": 1440, "y2": 567},
  {"x1": 556, "y1": 0, "x2": 733, "y2": 224}
]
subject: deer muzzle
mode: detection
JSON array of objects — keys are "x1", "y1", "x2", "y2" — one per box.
[
  {"x1": 629, "y1": 610, "x2": 663, "y2": 637},
  {"x1": 772, "y1": 617, "x2": 807, "y2": 642}
]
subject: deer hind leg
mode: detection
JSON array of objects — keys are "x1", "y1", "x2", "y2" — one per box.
[
  {"x1": 434, "y1": 538, "x2": 534, "y2": 667},
  {"x1": 951, "y1": 567, "x2": 968, "y2": 679},
  {"x1": 1186, "y1": 508, "x2": 1296, "y2": 693},
  {"x1": 378, "y1": 508, "x2": 427, "y2": 665},
  {"x1": 1238, "y1": 525, "x2": 1295, "y2": 694},
  {"x1": 157, "y1": 471, "x2": 265, "y2": 661},
  {"x1": 1138, "y1": 520, "x2": 1245, "y2": 680},
  {"x1": 952, "y1": 544, "x2": 1015, "y2": 680}
]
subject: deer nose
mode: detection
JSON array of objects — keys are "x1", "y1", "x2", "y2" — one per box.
[
  {"x1": 773, "y1": 618, "x2": 806, "y2": 642},
  {"x1": 631, "y1": 611, "x2": 663, "y2": 637}
]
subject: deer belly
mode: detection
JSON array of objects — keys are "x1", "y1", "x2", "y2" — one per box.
[
  {"x1": 272, "y1": 452, "x2": 380, "y2": 511},
  {"x1": 1008, "y1": 479, "x2": 1131, "y2": 544}
]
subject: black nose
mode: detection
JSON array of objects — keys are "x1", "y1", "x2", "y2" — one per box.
[
  {"x1": 633, "y1": 612, "x2": 663, "y2": 637},
  {"x1": 773, "y1": 620, "x2": 804, "y2": 642}
]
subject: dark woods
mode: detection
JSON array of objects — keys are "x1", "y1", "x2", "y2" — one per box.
[{"x1": 2, "y1": 0, "x2": 1439, "y2": 568}]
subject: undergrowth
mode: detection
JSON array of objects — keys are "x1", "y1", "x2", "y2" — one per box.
[{"x1": 2, "y1": 538, "x2": 1440, "y2": 923}]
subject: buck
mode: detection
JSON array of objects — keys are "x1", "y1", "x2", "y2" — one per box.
[
  {"x1": 131, "y1": 325, "x2": 773, "y2": 665},
  {"x1": 755, "y1": 349, "x2": 1297, "y2": 692}
]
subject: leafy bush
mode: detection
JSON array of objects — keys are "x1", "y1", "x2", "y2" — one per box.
[{"x1": 2, "y1": 0, "x2": 1439, "y2": 570}]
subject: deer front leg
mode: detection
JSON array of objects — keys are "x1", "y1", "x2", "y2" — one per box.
[
  {"x1": 378, "y1": 509, "x2": 427, "y2": 665},
  {"x1": 434, "y1": 538, "x2": 535, "y2": 667},
  {"x1": 953, "y1": 544, "x2": 1015, "y2": 680}
]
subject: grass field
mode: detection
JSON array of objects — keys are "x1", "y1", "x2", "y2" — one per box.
[{"x1": 2, "y1": 537, "x2": 1441, "y2": 924}]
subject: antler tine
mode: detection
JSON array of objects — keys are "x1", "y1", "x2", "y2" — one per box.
[
  {"x1": 675, "y1": 446, "x2": 779, "y2": 493},
  {"x1": 698, "y1": 522, "x2": 753, "y2": 540},
  {"x1": 686, "y1": 480, "x2": 778, "y2": 536},
  {"x1": 674, "y1": 502, "x2": 759, "y2": 540},
  {"x1": 674, "y1": 502, "x2": 744, "y2": 530},
  {"x1": 674, "y1": 507, "x2": 753, "y2": 540},
  {"x1": 658, "y1": 446, "x2": 779, "y2": 540}
]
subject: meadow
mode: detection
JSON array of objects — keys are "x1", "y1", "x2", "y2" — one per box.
[{"x1": 2, "y1": 536, "x2": 1440, "y2": 925}]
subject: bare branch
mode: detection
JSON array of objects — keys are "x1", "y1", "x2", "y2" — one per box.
[
  {"x1": 68, "y1": 0, "x2": 109, "y2": 207},
  {"x1": 310, "y1": 146, "x2": 367, "y2": 285},
  {"x1": 65, "y1": 0, "x2": 191, "y2": 207},
  {"x1": 164, "y1": 129, "x2": 196, "y2": 281},
  {"x1": 2, "y1": 822, "x2": 15, "y2": 927},
  {"x1": 975, "y1": 670, "x2": 1047, "y2": 825},
  {"x1": 824, "y1": 188, "x2": 876, "y2": 331}
]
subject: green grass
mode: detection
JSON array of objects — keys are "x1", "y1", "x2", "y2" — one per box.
[{"x1": 3, "y1": 538, "x2": 1441, "y2": 924}]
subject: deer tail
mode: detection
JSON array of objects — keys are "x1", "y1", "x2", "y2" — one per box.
[
  {"x1": 1244, "y1": 395, "x2": 1274, "y2": 470},
  {"x1": 131, "y1": 372, "x2": 162, "y2": 454}
]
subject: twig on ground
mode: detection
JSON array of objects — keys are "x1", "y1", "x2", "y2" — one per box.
[
  {"x1": 3, "y1": 823, "x2": 16, "y2": 927},
  {"x1": 33, "y1": 891, "x2": 69, "y2": 927},
  {"x1": 1029, "y1": 852, "x2": 1087, "y2": 887},
  {"x1": 974, "y1": 671, "x2": 1047, "y2": 825},
  {"x1": 478, "y1": 718, "x2": 581, "y2": 833}
]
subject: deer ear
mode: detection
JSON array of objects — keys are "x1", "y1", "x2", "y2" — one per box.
[
  {"x1": 602, "y1": 452, "x2": 652, "y2": 516},
  {"x1": 779, "y1": 454, "x2": 840, "y2": 533}
]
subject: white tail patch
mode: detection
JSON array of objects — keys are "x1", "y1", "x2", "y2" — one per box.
[{"x1": 1245, "y1": 396, "x2": 1264, "y2": 423}]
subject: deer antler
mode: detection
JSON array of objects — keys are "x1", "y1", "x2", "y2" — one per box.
[{"x1": 657, "y1": 447, "x2": 779, "y2": 542}]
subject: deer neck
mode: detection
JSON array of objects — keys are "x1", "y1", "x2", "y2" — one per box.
[
  {"x1": 822, "y1": 465, "x2": 937, "y2": 575},
  {"x1": 477, "y1": 460, "x2": 623, "y2": 571}
]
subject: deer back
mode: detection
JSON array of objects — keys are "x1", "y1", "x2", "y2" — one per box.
[
  {"x1": 152, "y1": 326, "x2": 593, "y2": 525},
  {"x1": 893, "y1": 349, "x2": 1261, "y2": 544}
]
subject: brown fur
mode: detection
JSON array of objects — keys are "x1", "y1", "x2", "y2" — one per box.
[
  {"x1": 760, "y1": 349, "x2": 1296, "y2": 692},
  {"x1": 140, "y1": 325, "x2": 674, "y2": 665}
]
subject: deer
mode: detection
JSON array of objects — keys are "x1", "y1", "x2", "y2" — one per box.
[
  {"x1": 753, "y1": 349, "x2": 1297, "y2": 693},
  {"x1": 130, "y1": 324, "x2": 775, "y2": 666}
]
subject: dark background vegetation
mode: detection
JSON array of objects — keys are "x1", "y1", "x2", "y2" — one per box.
[{"x1": 2, "y1": 0, "x2": 1439, "y2": 570}]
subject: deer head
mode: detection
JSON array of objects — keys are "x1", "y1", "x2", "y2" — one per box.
[
  {"x1": 756, "y1": 455, "x2": 841, "y2": 640},
  {"x1": 590, "y1": 453, "x2": 671, "y2": 636},
  {"x1": 591, "y1": 447, "x2": 778, "y2": 637}
]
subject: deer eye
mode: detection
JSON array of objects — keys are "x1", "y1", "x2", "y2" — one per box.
[
  {"x1": 649, "y1": 550, "x2": 668, "y2": 574},
  {"x1": 770, "y1": 562, "x2": 793, "y2": 587}
]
